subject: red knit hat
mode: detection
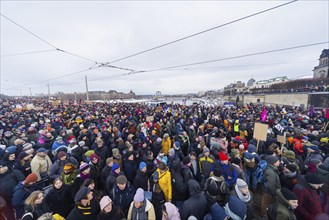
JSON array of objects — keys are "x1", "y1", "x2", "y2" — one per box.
[
  {"x1": 219, "y1": 152, "x2": 229, "y2": 161},
  {"x1": 25, "y1": 173, "x2": 38, "y2": 184}
]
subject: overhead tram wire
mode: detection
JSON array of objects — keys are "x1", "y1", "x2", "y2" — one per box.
[
  {"x1": 92, "y1": 41, "x2": 328, "y2": 81},
  {"x1": 106, "y1": 0, "x2": 298, "y2": 64},
  {"x1": 1, "y1": 49, "x2": 58, "y2": 57}
]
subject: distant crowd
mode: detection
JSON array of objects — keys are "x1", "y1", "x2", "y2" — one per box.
[{"x1": 0, "y1": 98, "x2": 329, "y2": 220}]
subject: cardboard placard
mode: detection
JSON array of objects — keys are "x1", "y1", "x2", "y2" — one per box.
[
  {"x1": 85, "y1": 101, "x2": 92, "y2": 105},
  {"x1": 63, "y1": 100, "x2": 70, "y2": 105},
  {"x1": 34, "y1": 107, "x2": 44, "y2": 111},
  {"x1": 13, "y1": 108, "x2": 22, "y2": 112},
  {"x1": 52, "y1": 101, "x2": 60, "y2": 106},
  {"x1": 277, "y1": 135, "x2": 286, "y2": 144},
  {"x1": 2, "y1": 102, "x2": 9, "y2": 107},
  {"x1": 253, "y1": 122, "x2": 268, "y2": 141},
  {"x1": 26, "y1": 104, "x2": 35, "y2": 110},
  {"x1": 146, "y1": 116, "x2": 154, "y2": 122}
]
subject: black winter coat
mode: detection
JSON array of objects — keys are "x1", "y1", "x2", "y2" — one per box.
[
  {"x1": 0, "y1": 168, "x2": 25, "y2": 202},
  {"x1": 133, "y1": 169, "x2": 149, "y2": 191},
  {"x1": 171, "y1": 160, "x2": 188, "y2": 201},
  {"x1": 44, "y1": 184, "x2": 74, "y2": 218}
]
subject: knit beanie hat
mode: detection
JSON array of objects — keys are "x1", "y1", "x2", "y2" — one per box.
[
  {"x1": 64, "y1": 163, "x2": 74, "y2": 171},
  {"x1": 183, "y1": 156, "x2": 191, "y2": 165},
  {"x1": 232, "y1": 157, "x2": 241, "y2": 165},
  {"x1": 18, "y1": 151, "x2": 29, "y2": 160},
  {"x1": 236, "y1": 178, "x2": 248, "y2": 189},
  {"x1": 112, "y1": 148, "x2": 119, "y2": 155},
  {"x1": 111, "y1": 163, "x2": 120, "y2": 173},
  {"x1": 79, "y1": 162, "x2": 90, "y2": 172},
  {"x1": 116, "y1": 175, "x2": 127, "y2": 184},
  {"x1": 134, "y1": 188, "x2": 145, "y2": 202},
  {"x1": 89, "y1": 153, "x2": 99, "y2": 161},
  {"x1": 219, "y1": 152, "x2": 229, "y2": 161},
  {"x1": 247, "y1": 144, "x2": 256, "y2": 153},
  {"x1": 305, "y1": 173, "x2": 323, "y2": 184},
  {"x1": 281, "y1": 187, "x2": 298, "y2": 200},
  {"x1": 139, "y1": 162, "x2": 147, "y2": 170},
  {"x1": 265, "y1": 155, "x2": 279, "y2": 165},
  {"x1": 203, "y1": 147, "x2": 210, "y2": 153},
  {"x1": 228, "y1": 196, "x2": 247, "y2": 219},
  {"x1": 99, "y1": 196, "x2": 112, "y2": 210},
  {"x1": 174, "y1": 141, "x2": 181, "y2": 148},
  {"x1": 25, "y1": 173, "x2": 38, "y2": 184},
  {"x1": 168, "y1": 148, "x2": 175, "y2": 155},
  {"x1": 57, "y1": 151, "x2": 67, "y2": 159},
  {"x1": 283, "y1": 150, "x2": 295, "y2": 159}
]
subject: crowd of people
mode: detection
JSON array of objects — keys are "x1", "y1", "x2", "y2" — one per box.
[{"x1": 0, "y1": 98, "x2": 329, "y2": 220}]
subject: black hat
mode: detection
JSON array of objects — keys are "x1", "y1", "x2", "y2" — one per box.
[
  {"x1": 231, "y1": 157, "x2": 241, "y2": 165},
  {"x1": 305, "y1": 173, "x2": 323, "y2": 184},
  {"x1": 213, "y1": 167, "x2": 222, "y2": 177},
  {"x1": 265, "y1": 155, "x2": 279, "y2": 165},
  {"x1": 74, "y1": 186, "x2": 90, "y2": 202},
  {"x1": 281, "y1": 187, "x2": 298, "y2": 200},
  {"x1": 182, "y1": 156, "x2": 191, "y2": 165}
]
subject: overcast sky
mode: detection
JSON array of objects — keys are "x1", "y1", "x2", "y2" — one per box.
[{"x1": 1, "y1": 0, "x2": 328, "y2": 96}]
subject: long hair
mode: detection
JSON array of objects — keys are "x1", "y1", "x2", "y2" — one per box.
[{"x1": 25, "y1": 190, "x2": 43, "y2": 211}]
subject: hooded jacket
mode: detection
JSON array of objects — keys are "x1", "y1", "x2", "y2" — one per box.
[
  {"x1": 127, "y1": 198, "x2": 156, "y2": 220},
  {"x1": 275, "y1": 189, "x2": 297, "y2": 220},
  {"x1": 181, "y1": 179, "x2": 207, "y2": 220},
  {"x1": 156, "y1": 167, "x2": 172, "y2": 202}
]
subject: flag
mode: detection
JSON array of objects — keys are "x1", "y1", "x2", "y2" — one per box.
[
  {"x1": 261, "y1": 107, "x2": 267, "y2": 122},
  {"x1": 325, "y1": 107, "x2": 329, "y2": 119},
  {"x1": 309, "y1": 105, "x2": 315, "y2": 117}
]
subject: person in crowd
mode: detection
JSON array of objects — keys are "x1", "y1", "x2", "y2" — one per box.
[
  {"x1": 100, "y1": 157, "x2": 113, "y2": 188},
  {"x1": 15, "y1": 151, "x2": 33, "y2": 177},
  {"x1": 127, "y1": 188, "x2": 156, "y2": 220},
  {"x1": 44, "y1": 177, "x2": 73, "y2": 218},
  {"x1": 198, "y1": 147, "x2": 215, "y2": 189},
  {"x1": 49, "y1": 151, "x2": 78, "y2": 180},
  {"x1": 110, "y1": 175, "x2": 135, "y2": 215},
  {"x1": 224, "y1": 195, "x2": 247, "y2": 220},
  {"x1": 155, "y1": 162, "x2": 172, "y2": 202},
  {"x1": 133, "y1": 162, "x2": 149, "y2": 191},
  {"x1": 0, "y1": 161, "x2": 25, "y2": 219},
  {"x1": 105, "y1": 163, "x2": 125, "y2": 194},
  {"x1": 66, "y1": 186, "x2": 100, "y2": 220},
  {"x1": 230, "y1": 178, "x2": 254, "y2": 220},
  {"x1": 97, "y1": 195, "x2": 125, "y2": 220},
  {"x1": 261, "y1": 155, "x2": 281, "y2": 219},
  {"x1": 161, "y1": 202, "x2": 181, "y2": 220},
  {"x1": 293, "y1": 173, "x2": 324, "y2": 220},
  {"x1": 12, "y1": 173, "x2": 39, "y2": 219},
  {"x1": 268, "y1": 188, "x2": 298, "y2": 220},
  {"x1": 24, "y1": 190, "x2": 52, "y2": 220},
  {"x1": 181, "y1": 179, "x2": 207, "y2": 220},
  {"x1": 30, "y1": 148, "x2": 52, "y2": 183},
  {"x1": 316, "y1": 157, "x2": 329, "y2": 213}
]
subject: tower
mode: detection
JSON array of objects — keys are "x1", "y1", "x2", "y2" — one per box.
[{"x1": 313, "y1": 49, "x2": 329, "y2": 78}]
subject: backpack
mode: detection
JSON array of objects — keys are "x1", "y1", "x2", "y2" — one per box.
[
  {"x1": 254, "y1": 160, "x2": 268, "y2": 189},
  {"x1": 243, "y1": 153, "x2": 255, "y2": 168}
]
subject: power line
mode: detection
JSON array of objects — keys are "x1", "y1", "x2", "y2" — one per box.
[
  {"x1": 107, "y1": 0, "x2": 298, "y2": 64},
  {"x1": 92, "y1": 41, "x2": 328, "y2": 81},
  {"x1": 1, "y1": 13, "x2": 99, "y2": 64},
  {"x1": 1, "y1": 49, "x2": 58, "y2": 57}
]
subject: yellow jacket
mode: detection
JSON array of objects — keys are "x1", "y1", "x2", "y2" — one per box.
[
  {"x1": 156, "y1": 168, "x2": 172, "y2": 201},
  {"x1": 162, "y1": 138, "x2": 171, "y2": 155}
]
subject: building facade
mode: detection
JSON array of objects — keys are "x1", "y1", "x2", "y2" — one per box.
[{"x1": 313, "y1": 49, "x2": 329, "y2": 78}]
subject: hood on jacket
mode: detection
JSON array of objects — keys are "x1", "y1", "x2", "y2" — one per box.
[{"x1": 188, "y1": 179, "x2": 201, "y2": 197}]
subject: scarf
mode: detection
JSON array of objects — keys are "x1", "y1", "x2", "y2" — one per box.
[
  {"x1": 77, "y1": 201, "x2": 92, "y2": 216},
  {"x1": 224, "y1": 203, "x2": 244, "y2": 220},
  {"x1": 131, "y1": 199, "x2": 148, "y2": 220},
  {"x1": 80, "y1": 172, "x2": 90, "y2": 181},
  {"x1": 234, "y1": 185, "x2": 251, "y2": 203}
]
